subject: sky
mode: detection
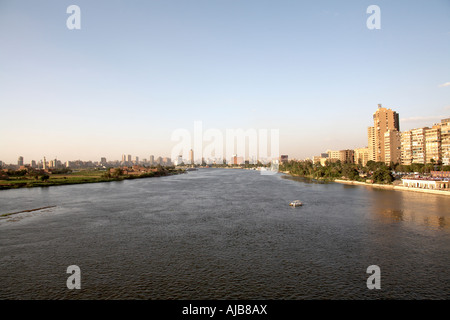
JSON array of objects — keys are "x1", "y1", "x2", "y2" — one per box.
[{"x1": 1, "y1": 0, "x2": 449, "y2": 164}]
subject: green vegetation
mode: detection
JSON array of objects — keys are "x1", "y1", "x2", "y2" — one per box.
[
  {"x1": 279, "y1": 160, "x2": 395, "y2": 184},
  {"x1": 0, "y1": 166, "x2": 185, "y2": 190}
]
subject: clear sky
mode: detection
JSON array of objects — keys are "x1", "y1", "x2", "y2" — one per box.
[{"x1": 1, "y1": 0, "x2": 449, "y2": 164}]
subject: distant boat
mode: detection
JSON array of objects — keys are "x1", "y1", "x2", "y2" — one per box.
[{"x1": 289, "y1": 200, "x2": 303, "y2": 207}]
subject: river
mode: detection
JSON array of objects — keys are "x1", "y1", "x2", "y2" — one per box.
[{"x1": 0, "y1": 168, "x2": 449, "y2": 299}]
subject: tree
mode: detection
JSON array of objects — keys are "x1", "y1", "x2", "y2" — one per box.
[{"x1": 372, "y1": 168, "x2": 393, "y2": 184}]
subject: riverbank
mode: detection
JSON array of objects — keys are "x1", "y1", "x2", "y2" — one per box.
[
  {"x1": 334, "y1": 179, "x2": 450, "y2": 196},
  {"x1": 279, "y1": 171, "x2": 334, "y2": 182},
  {"x1": 280, "y1": 171, "x2": 450, "y2": 196},
  {"x1": 0, "y1": 206, "x2": 57, "y2": 218},
  {"x1": 0, "y1": 169, "x2": 186, "y2": 191}
]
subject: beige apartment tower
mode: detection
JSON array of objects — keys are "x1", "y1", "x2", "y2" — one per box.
[
  {"x1": 411, "y1": 128, "x2": 426, "y2": 164},
  {"x1": 384, "y1": 129, "x2": 402, "y2": 165},
  {"x1": 368, "y1": 104, "x2": 400, "y2": 163},
  {"x1": 401, "y1": 130, "x2": 413, "y2": 165},
  {"x1": 189, "y1": 149, "x2": 194, "y2": 165},
  {"x1": 441, "y1": 118, "x2": 450, "y2": 165},
  {"x1": 425, "y1": 124, "x2": 441, "y2": 164},
  {"x1": 368, "y1": 127, "x2": 376, "y2": 162}
]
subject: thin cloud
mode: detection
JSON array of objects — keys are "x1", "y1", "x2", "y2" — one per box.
[{"x1": 438, "y1": 82, "x2": 450, "y2": 87}]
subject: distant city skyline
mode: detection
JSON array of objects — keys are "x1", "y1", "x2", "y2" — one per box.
[
  {"x1": 1, "y1": 1, "x2": 449, "y2": 163},
  {"x1": 3, "y1": 111, "x2": 449, "y2": 166}
]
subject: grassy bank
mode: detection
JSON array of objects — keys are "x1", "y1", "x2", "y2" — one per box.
[{"x1": 0, "y1": 168, "x2": 185, "y2": 191}]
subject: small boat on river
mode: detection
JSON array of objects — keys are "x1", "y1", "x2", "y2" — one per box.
[{"x1": 289, "y1": 200, "x2": 303, "y2": 207}]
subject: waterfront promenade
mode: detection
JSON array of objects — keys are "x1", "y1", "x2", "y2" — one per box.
[{"x1": 334, "y1": 179, "x2": 450, "y2": 196}]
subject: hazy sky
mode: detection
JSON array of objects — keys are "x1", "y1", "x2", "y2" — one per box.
[{"x1": 1, "y1": 0, "x2": 449, "y2": 164}]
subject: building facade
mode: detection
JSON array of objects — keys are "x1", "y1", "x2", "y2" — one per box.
[
  {"x1": 371, "y1": 104, "x2": 400, "y2": 163},
  {"x1": 354, "y1": 147, "x2": 369, "y2": 166},
  {"x1": 441, "y1": 118, "x2": 450, "y2": 165},
  {"x1": 401, "y1": 130, "x2": 413, "y2": 165},
  {"x1": 411, "y1": 128, "x2": 426, "y2": 164},
  {"x1": 384, "y1": 129, "x2": 401, "y2": 165},
  {"x1": 425, "y1": 124, "x2": 441, "y2": 164}
]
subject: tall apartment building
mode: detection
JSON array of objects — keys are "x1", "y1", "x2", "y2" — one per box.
[
  {"x1": 18, "y1": 156, "x2": 24, "y2": 166},
  {"x1": 354, "y1": 147, "x2": 369, "y2": 166},
  {"x1": 441, "y1": 118, "x2": 450, "y2": 165},
  {"x1": 384, "y1": 129, "x2": 402, "y2": 165},
  {"x1": 369, "y1": 104, "x2": 400, "y2": 163},
  {"x1": 411, "y1": 128, "x2": 426, "y2": 164},
  {"x1": 401, "y1": 130, "x2": 413, "y2": 165},
  {"x1": 149, "y1": 155, "x2": 155, "y2": 165},
  {"x1": 425, "y1": 124, "x2": 441, "y2": 163},
  {"x1": 368, "y1": 127, "x2": 376, "y2": 161},
  {"x1": 189, "y1": 149, "x2": 194, "y2": 164}
]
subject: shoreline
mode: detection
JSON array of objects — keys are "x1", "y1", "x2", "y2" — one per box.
[
  {"x1": 280, "y1": 171, "x2": 450, "y2": 196},
  {"x1": 0, "y1": 171, "x2": 185, "y2": 191},
  {"x1": 0, "y1": 206, "x2": 57, "y2": 218},
  {"x1": 334, "y1": 179, "x2": 450, "y2": 196}
]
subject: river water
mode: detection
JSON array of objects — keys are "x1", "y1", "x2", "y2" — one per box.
[{"x1": 0, "y1": 168, "x2": 449, "y2": 299}]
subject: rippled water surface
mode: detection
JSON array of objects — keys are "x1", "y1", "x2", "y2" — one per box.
[{"x1": 0, "y1": 169, "x2": 449, "y2": 299}]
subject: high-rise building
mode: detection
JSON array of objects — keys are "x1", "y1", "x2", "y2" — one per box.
[
  {"x1": 127, "y1": 154, "x2": 132, "y2": 163},
  {"x1": 367, "y1": 126, "x2": 376, "y2": 162},
  {"x1": 371, "y1": 104, "x2": 400, "y2": 163},
  {"x1": 101, "y1": 157, "x2": 107, "y2": 165},
  {"x1": 122, "y1": 154, "x2": 126, "y2": 163},
  {"x1": 189, "y1": 149, "x2": 194, "y2": 165},
  {"x1": 149, "y1": 155, "x2": 155, "y2": 165},
  {"x1": 401, "y1": 130, "x2": 413, "y2": 165},
  {"x1": 441, "y1": 118, "x2": 450, "y2": 165},
  {"x1": 425, "y1": 124, "x2": 441, "y2": 164},
  {"x1": 411, "y1": 128, "x2": 426, "y2": 164},
  {"x1": 354, "y1": 147, "x2": 369, "y2": 166},
  {"x1": 134, "y1": 156, "x2": 139, "y2": 164},
  {"x1": 384, "y1": 129, "x2": 402, "y2": 165},
  {"x1": 43, "y1": 157, "x2": 47, "y2": 170},
  {"x1": 18, "y1": 156, "x2": 24, "y2": 166}
]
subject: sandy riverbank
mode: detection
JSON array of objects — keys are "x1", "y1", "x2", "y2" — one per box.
[{"x1": 334, "y1": 179, "x2": 450, "y2": 196}]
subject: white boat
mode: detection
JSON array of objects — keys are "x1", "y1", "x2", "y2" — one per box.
[{"x1": 289, "y1": 200, "x2": 303, "y2": 207}]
